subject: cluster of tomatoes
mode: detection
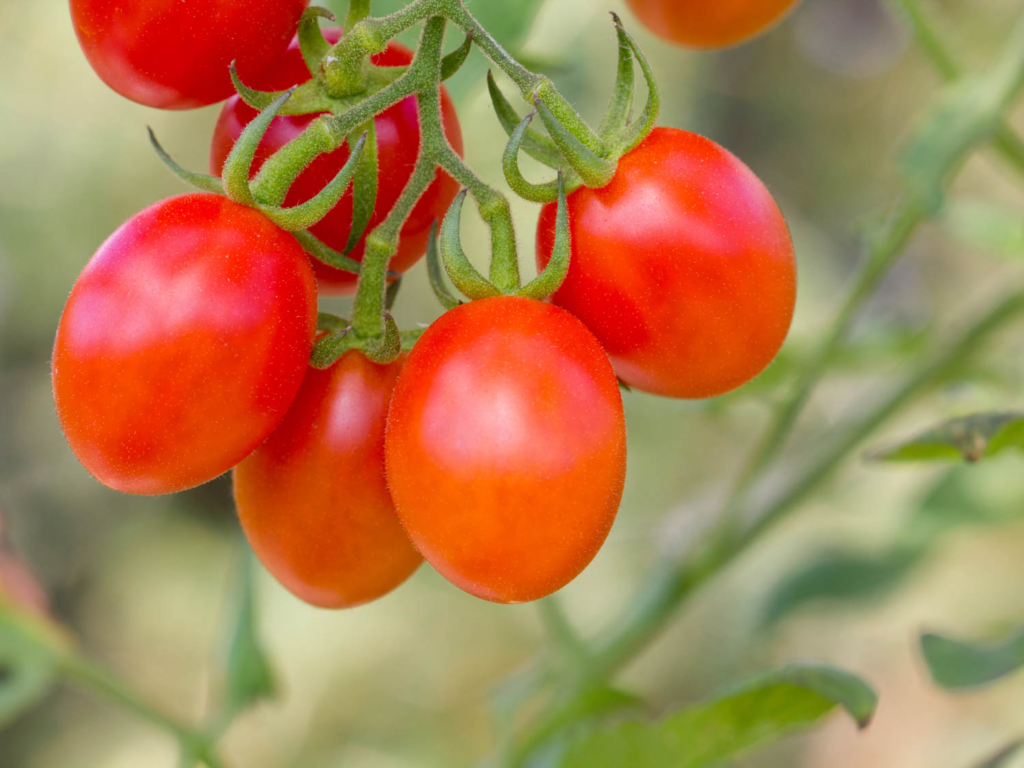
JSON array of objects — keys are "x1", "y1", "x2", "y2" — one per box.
[{"x1": 55, "y1": 0, "x2": 797, "y2": 608}]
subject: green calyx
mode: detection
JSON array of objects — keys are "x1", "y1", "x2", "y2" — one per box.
[{"x1": 147, "y1": 0, "x2": 662, "y2": 369}]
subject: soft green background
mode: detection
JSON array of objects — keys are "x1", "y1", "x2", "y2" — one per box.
[{"x1": 3, "y1": 0, "x2": 1024, "y2": 765}]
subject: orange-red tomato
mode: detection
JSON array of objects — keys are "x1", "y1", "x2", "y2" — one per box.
[
  {"x1": 537, "y1": 128, "x2": 796, "y2": 400},
  {"x1": 234, "y1": 352, "x2": 421, "y2": 609},
  {"x1": 210, "y1": 29, "x2": 463, "y2": 295},
  {"x1": 385, "y1": 297, "x2": 627, "y2": 604},
  {"x1": 70, "y1": 0, "x2": 308, "y2": 109},
  {"x1": 53, "y1": 194, "x2": 317, "y2": 495},
  {"x1": 625, "y1": 0, "x2": 799, "y2": 48}
]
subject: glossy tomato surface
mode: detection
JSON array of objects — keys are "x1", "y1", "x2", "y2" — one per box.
[
  {"x1": 210, "y1": 29, "x2": 464, "y2": 294},
  {"x1": 385, "y1": 297, "x2": 627, "y2": 604},
  {"x1": 70, "y1": 0, "x2": 308, "y2": 109},
  {"x1": 53, "y1": 194, "x2": 317, "y2": 495},
  {"x1": 625, "y1": 0, "x2": 799, "y2": 48},
  {"x1": 537, "y1": 128, "x2": 796, "y2": 400},
  {"x1": 234, "y1": 352, "x2": 421, "y2": 609}
]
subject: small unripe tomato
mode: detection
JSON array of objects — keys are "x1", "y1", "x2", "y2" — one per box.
[
  {"x1": 385, "y1": 297, "x2": 627, "y2": 604},
  {"x1": 537, "y1": 127, "x2": 796, "y2": 400},
  {"x1": 53, "y1": 194, "x2": 317, "y2": 495},
  {"x1": 625, "y1": 0, "x2": 800, "y2": 48},
  {"x1": 234, "y1": 352, "x2": 421, "y2": 609}
]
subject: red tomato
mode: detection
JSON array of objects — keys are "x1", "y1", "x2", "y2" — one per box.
[
  {"x1": 210, "y1": 29, "x2": 464, "y2": 295},
  {"x1": 70, "y1": 0, "x2": 308, "y2": 109},
  {"x1": 537, "y1": 128, "x2": 796, "y2": 400},
  {"x1": 385, "y1": 297, "x2": 626, "y2": 604},
  {"x1": 234, "y1": 352, "x2": 421, "y2": 609},
  {"x1": 625, "y1": 0, "x2": 799, "y2": 48},
  {"x1": 53, "y1": 194, "x2": 317, "y2": 495}
]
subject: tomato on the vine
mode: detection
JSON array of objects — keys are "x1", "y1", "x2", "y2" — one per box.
[
  {"x1": 625, "y1": 0, "x2": 799, "y2": 49},
  {"x1": 53, "y1": 194, "x2": 317, "y2": 495},
  {"x1": 210, "y1": 29, "x2": 464, "y2": 295},
  {"x1": 385, "y1": 297, "x2": 626, "y2": 604},
  {"x1": 70, "y1": 0, "x2": 309, "y2": 109},
  {"x1": 537, "y1": 127, "x2": 796, "y2": 400},
  {"x1": 234, "y1": 352, "x2": 421, "y2": 609}
]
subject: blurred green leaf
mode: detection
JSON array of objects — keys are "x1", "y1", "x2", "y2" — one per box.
[
  {"x1": 974, "y1": 740, "x2": 1024, "y2": 768},
  {"x1": 921, "y1": 626, "x2": 1024, "y2": 690},
  {"x1": 758, "y1": 548, "x2": 921, "y2": 630},
  {"x1": 553, "y1": 665, "x2": 876, "y2": 768},
  {"x1": 943, "y1": 199, "x2": 1024, "y2": 257},
  {"x1": 867, "y1": 412, "x2": 1024, "y2": 463},
  {"x1": 0, "y1": 609, "x2": 57, "y2": 729},
  {"x1": 223, "y1": 553, "x2": 276, "y2": 715}
]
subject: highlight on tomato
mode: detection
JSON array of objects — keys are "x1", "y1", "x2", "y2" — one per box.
[
  {"x1": 52, "y1": 194, "x2": 318, "y2": 496},
  {"x1": 537, "y1": 127, "x2": 796, "y2": 400},
  {"x1": 234, "y1": 352, "x2": 421, "y2": 609},
  {"x1": 384, "y1": 296, "x2": 627, "y2": 604},
  {"x1": 625, "y1": 0, "x2": 800, "y2": 49},
  {"x1": 70, "y1": 0, "x2": 309, "y2": 109},
  {"x1": 210, "y1": 29, "x2": 464, "y2": 295}
]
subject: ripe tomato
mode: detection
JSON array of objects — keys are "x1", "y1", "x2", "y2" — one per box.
[
  {"x1": 537, "y1": 128, "x2": 796, "y2": 400},
  {"x1": 70, "y1": 0, "x2": 308, "y2": 109},
  {"x1": 385, "y1": 297, "x2": 627, "y2": 604},
  {"x1": 234, "y1": 352, "x2": 421, "y2": 609},
  {"x1": 625, "y1": 0, "x2": 799, "y2": 48},
  {"x1": 53, "y1": 194, "x2": 317, "y2": 495},
  {"x1": 210, "y1": 29, "x2": 464, "y2": 295}
]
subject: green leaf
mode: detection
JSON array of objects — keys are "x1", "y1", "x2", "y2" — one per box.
[
  {"x1": 0, "y1": 609, "x2": 58, "y2": 730},
  {"x1": 866, "y1": 412, "x2": 1024, "y2": 463},
  {"x1": 943, "y1": 199, "x2": 1024, "y2": 257},
  {"x1": 921, "y1": 626, "x2": 1024, "y2": 690},
  {"x1": 759, "y1": 548, "x2": 921, "y2": 629},
  {"x1": 554, "y1": 665, "x2": 876, "y2": 768},
  {"x1": 223, "y1": 553, "x2": 276, "y2": 715}
]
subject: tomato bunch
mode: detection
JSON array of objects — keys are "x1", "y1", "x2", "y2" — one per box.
[{"x1": 59, "y1": 2, "x2": 797, "y2": 609}]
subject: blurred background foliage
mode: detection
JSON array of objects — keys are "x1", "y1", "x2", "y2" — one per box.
[{"x1": 4, "y1": 0, "x2": 1024, "y2": 765}]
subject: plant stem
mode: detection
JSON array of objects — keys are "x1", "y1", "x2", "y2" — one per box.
[{"x1": 345, "y1": 0, "x2": 372, "y2": 30}]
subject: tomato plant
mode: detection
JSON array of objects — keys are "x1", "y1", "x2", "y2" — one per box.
[
  {"x1": 209, "y1": 29, "x2": 464, "y2": 294},
  {"x1": 69, "y1": 0, "x2": 309, "y2": 109},
  {"x1": 234, "y1": 352, "x2": 420, "y2": 609},
  {"x1": 624, "y1": 0, "x2": 800, "y2": 48},
  {"x1": 384, "y1": 297, "x2": 627, "y2": 604},
  {"x1": 52, "y1": 194, "x2": 317, "y2": 495},
  {"x1": 537, "y1": 127, "x2": 796, "y2": 400}
]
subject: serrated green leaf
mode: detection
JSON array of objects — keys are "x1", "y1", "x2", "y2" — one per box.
[
  {"x1": 944, "y1": 199, "x2": 1024, "y2": 257},
  {"x1": 554, "y1": 665, "x2": 876, "y2": 768},
  {"x1": 223, "y1": 553, "x2": 276, "y2": 715},
  {"x1": 759, "y1": 548, "x2": 921, "y2": 629},
  {"x1": 921, "y1": 626, "x2": 1024, "y2": 690},
  {"x1": 867, "y1": 412, "x2": 1024, "y2": 463}
]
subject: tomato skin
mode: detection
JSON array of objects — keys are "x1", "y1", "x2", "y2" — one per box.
[
  {"x1": 385, "y1": 297, "x2": 627, "y2": 604},
  {"x1": 69, "y1": 0, "x2": 309, "y2": 109},
  {"x1": 234, "y1": 352, "x2": 420, "y2": 608},
  {"x1": 625, "y1": 0, "x2": 799, "y2": 48},
  {"x1": 52, "y1": 194, "x2": 318, "y2": 495},
  {"x1": 537, "y1": 128, "x2": 796, "y2": 400},
  {"x1": 210, "y1": 30, "x2": 464, "y2": 295}
]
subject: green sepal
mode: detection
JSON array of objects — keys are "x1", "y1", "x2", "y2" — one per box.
[
  {"x1": 147, "y1": 128, "x2": 224, "y2": 194},
  {"x1": 598, "y1": 14, "x2": 636, "y2": 141},
  {"x1": 503, "y1": 111, "x2": 561, "y2": 203},
  {"x1": 385, "y1": 275, "x2": 402, "y2": 311},
  {"x1": 360, "y1": 313, "x2": 403, "y2": 365},
  {"x1": 297, "y1": 6, "x2": 336, "y2": 77},
  {"x1": 222, "y1": 88, "x2": 295, "y2": 206},
  {"x1": 609, "y1": 16, "x2": 661, "y2": 155},
  {"x1": 292, "y1": 230, "x2": 361, "y2": 274},
  {"x1": 229, "y1": 63, "x2": 331, "y2": 116},
  {"x1": 534, "y1": 96, "x2": 617, "y2": 189},
  {"x1": 439, "y1": 190, "x2": 502, "y2": 301},
  {"x1": 259, "y1": 131, "x2": 367, "y2": 231},
  {"x1": 487, "y1": 71, "x2": 563, "y2": 169},
  {"x1": 310, "y1": 328, "x2": 353, "y2": 369},
  {"x1": 441, "y1": 32, "x2": 474, "y2": 82},
  {"x1": 518, "y1": 172, "x2": 571, "y2": 300},
  {"x1": 426, "y1": 221, "x2": 460, "y2": 310},
  {"x1": 343, "y1": 121, "x2": 379, "y2": 254}
]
